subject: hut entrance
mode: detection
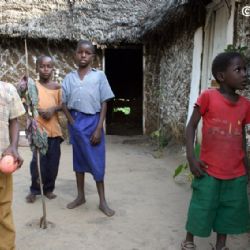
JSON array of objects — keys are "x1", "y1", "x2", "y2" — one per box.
[{"x1": 105, "y1": 46, "x2": 143, "y2": 135}]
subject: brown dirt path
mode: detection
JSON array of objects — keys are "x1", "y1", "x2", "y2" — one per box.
[{"x1": 13, "y1": 136, "x2": 250, "y2": 250}]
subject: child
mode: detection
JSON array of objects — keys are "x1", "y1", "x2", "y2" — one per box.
[
  {"x1": 62, "y1": 40, "x2": 115, "y2": 217},
  {"x1": 26, "y1": 55, "x2": 63, "y2": 203},
  {"x1": 0, "y1": 81, "x2": 25, "y2": 249},
  {"x1": 182, "y1": 52, "x2": 250, "y2": 250}
]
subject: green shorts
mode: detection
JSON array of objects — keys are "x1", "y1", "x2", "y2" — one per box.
[{"x1": 186, "y1": 174, "x2": 250, "y2": 237}]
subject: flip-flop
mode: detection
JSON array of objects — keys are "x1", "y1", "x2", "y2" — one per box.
[{"x1": 181, "y1": 240, "x2": 196, "y2": 250}]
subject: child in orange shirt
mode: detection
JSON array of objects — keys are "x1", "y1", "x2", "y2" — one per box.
[{"x1": 26, "y1": 55, "x2": 63, "y2": 203}]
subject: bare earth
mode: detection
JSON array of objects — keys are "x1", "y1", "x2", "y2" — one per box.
[{"x1": 13, "y1": 136, "x2": 250, "y2": 250}]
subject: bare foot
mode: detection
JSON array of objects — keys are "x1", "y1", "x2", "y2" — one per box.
[
  {"x1": 99, "y1": 202, "x2": 115, "y2": 217},
  {"x1": 67, "y1": 196, "x2": 86, "y2": 209},
  {"x1": 45, "y1": 192, "x2": 57, "y2": 200},
  {"x1": 26, "y1": 193, "x2": 36, "y2": 203}
]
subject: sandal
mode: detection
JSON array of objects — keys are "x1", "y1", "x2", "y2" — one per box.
[{"x1": 181, "y1": 240, "x2": 196, "y2": 250}]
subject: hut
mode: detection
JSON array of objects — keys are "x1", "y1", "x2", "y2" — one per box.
[
  {"x1": 141, "y1": 0, "x2": 250, "y2": 143},
  {"x1": 0, "y1": 0, "x2": 165, "y2": 136},
  {"x1": 0, "y1": 0, "x2": 249, "y2": 140}
]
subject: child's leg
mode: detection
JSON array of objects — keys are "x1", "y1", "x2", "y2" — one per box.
[
  {"x1": 44, "y1": 137, "x2": 62, "y2": 199},
  {"x1": 26, "y1": 150, "x2": 43, "y2": 203},
  {"x1": 181, "y1": 232, "x2": 196, "y2": 250},
  {"x1": 213, "y1": 176, "x2": 249, "y2": 249},
  {"x1": 96, "y1": 181, "x2": 115, "y2": 217},
  {"x1": 67, "y1": 172, "x2": 86, "y2": 209},
  {"x1": 185, "y1": 232, "x2": 194, "y2": 242},
  {"x1": 215, "y1": 234, "x2": 227, "y2": 250}
]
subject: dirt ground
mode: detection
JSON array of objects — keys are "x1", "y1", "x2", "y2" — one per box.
[{"x1": 12, "y1": 135, "x2": 250, "y2": 250}]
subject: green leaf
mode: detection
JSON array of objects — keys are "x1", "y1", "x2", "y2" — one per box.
[
  {"x1": 150, "y1": 129, "x2": 161, "y2": 139},
  {"x1": 173, "y1": 163, "x2": 188, "y2": 178},
  {"x1": 194, "y1": 143, "x2": 201, "y2": 159}
]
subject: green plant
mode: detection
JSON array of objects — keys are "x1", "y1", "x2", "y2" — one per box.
[
  {"x1": 173, "y1": 143, "x2": 200, "y2": 182},
  {"x1": 113, "y1": 107, "x2": 131, "y2": 115},
  {"x1": 150, "y1": 128, "x2": 168, "y2": 150},
  {"x1": 224, "y1": 44, "x2": 248, "y2": 54}
]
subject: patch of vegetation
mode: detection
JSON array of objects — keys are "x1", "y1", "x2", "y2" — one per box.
[
  {"x1": 113, "y1": 107, "x2": 131, "y2": 115},
  {"x1": 173, "y1": 144, "x2": 200, "y2": 183},
  {"x1": 150, "y1": 129, "x2": 169, "y2": 149}
]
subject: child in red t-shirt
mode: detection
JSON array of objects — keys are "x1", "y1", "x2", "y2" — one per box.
[{"x1": 182, "y1": 52, "x2": 250, "y2": 250}]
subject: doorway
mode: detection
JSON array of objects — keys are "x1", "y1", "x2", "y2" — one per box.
[{"x1": 105, "y1": 46, "x2": 143, "y2": 135}]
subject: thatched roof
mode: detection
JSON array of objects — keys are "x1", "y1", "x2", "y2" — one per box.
[
  {"x1": 0, "y1": 0, "x2": 165, "y2": 45},
  {"x1": 141, "y1": 0, "x2": 188, "y2": 34},
  {"x1": 0, "y1": 0, "x2": 209, "y2": 44},
  {"x1": 140, "y1": 0, "x2": 210, "y2": 36}
]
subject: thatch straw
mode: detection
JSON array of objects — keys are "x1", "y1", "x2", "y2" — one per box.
[
  {"x1": 140, "y1": 0, "x2": 210, "y2": 36},
  {"x1": 0, "y1": 0, "x2": 167, "y2": 44}
]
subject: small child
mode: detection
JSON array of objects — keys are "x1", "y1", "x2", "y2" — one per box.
[
  {"x1": 26, "y1": 55, "x2": 63, "y2": 203},
  {"x1": 0, "y1": 80, "x2": 25, "y2": 249},
  {"x1": 62, "y1": 40, "x2": 115, "y2": 216},
  {"x1": 182, "y1": 52, "x2": 250, "y2": 250}
]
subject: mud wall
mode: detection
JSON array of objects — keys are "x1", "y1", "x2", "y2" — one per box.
[
  {"x1": 144, "y1": 32, "x2": 194, "y2": 143},
  {"x1": 0, "y1": 37, "x2": 102, "y2": 136},
  {"x1": 235, "y1": 0, "x2": 250, "y2": 98},
  {"x1": 0, "y1": 37, "x2": 102, "y2": 84}
]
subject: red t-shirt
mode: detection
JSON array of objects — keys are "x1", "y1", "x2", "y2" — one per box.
[{"x1": 196, "y1": 89, "x2": 250, "y2": 179}]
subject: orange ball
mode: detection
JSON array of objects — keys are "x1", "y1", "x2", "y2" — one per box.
[{"x1": 0, "y1": 155, "x2": 18, "y2": 174}]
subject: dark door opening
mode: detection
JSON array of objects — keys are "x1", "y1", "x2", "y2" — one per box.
[{"x1": 105, "y1": 47, "x2": 143, "y2": 135}]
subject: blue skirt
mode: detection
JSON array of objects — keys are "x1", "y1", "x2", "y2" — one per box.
[{"x1": 68, "y1": 110, "x2": 105, "y2": 181}]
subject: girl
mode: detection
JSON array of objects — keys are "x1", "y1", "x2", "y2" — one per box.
[
  {"x1": 62, "y1": 40, "x2": 115, "y2": 217},
  {"x1": 182, "y1": 52, "x2": 250, "y2": 250},
  {"x1": 26, "y1": 55, "x2": 63, "y2": 203}
]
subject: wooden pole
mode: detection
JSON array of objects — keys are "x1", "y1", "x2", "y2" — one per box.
[
  {"x1": 25, "y1": 38, "x2": 47, "y2": 229},
  {"x1": 37, "y1": 150, "x2": 47, "y2": 229}
]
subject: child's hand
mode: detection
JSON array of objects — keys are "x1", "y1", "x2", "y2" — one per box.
[
  {"x1": 2, "y1": 146, "x2": 24, "y2": 168},
  {"x1": 38, "y1": 108, "x2": 54, "y2": 120},
  {"x1": 188, "y1": 158, "x2": 207, "y2": 178},
  {"x1": 62, "y1": 104, "x2": 74, "y2": 125},
  {"x1": 90, "y1": 128, "x2": 102, "y2": 145}
]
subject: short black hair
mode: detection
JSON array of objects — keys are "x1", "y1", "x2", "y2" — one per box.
[
  {"x1": 76, "y1": 40, "x2": 96, "y2": 54},
  {"x1": 211, "y1": 52, "x2": 243, "y2": 82},
  {"x1": 36, "y1": 55, "x2": 54, "y2": 67}
]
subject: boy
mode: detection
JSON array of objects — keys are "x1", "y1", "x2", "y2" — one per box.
[
  {"x1": 182, "y1": 52, "x2": 250, "y2": 250},
  {"x1": 26, "y1": 55, "x2": 63, "y2": 203}
]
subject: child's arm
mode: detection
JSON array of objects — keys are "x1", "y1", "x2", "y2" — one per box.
[
  {"x1": 38, "y1": 84, "x2": 62, "y2": 120},
  {"x1": 61, "y1": 103, "x2": 74, "y2": 125},
  {"x1": 90, "y1": 102, "x2": 107, "y2": 145},
  {"x1": 38, "y1": 105, "x2": 62, "y2": 120},
  {"x1": 186, "y1": 106, "x2": 206, "y2": 178},
  {"x1": 3, "y1": 118, "x2": 23, "y2": 168},
  {"x1": 243, "y1": 127, "x2": 249, "y2": 179}
]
